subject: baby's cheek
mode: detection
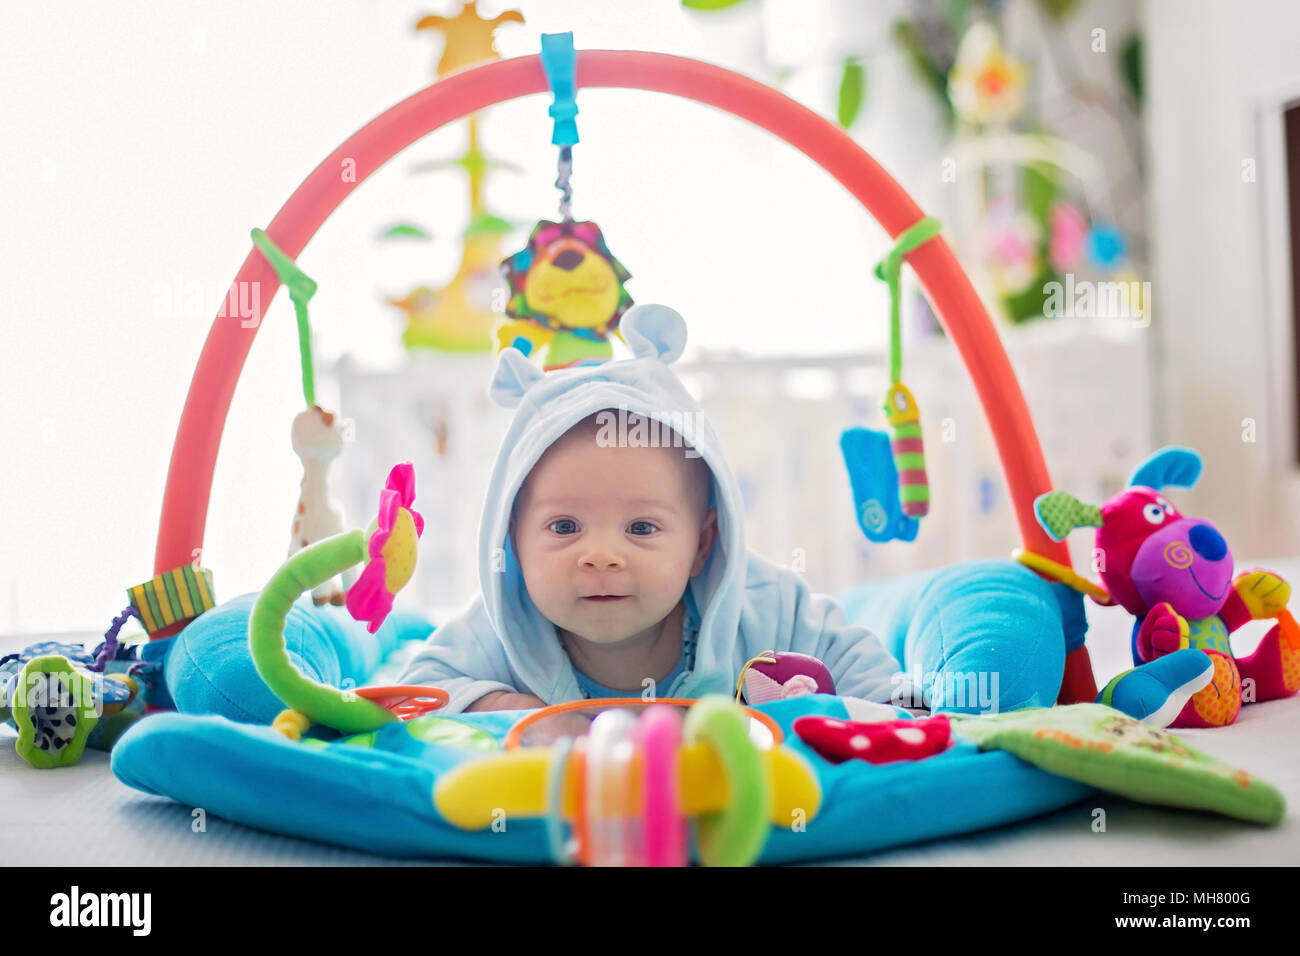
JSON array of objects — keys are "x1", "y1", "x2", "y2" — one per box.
[
  {"x1": 514, "y1": 544, "x2": 550, "y2": 604},
  {"x1": 646, "y1": 548, "x2": 697, "y2": 596},
  {"x1": 545, "y1": 558, "x2": 583, "y2": 607},
  {"x1": 674, "y1": 539, "x2": 704, "y2": 578}
]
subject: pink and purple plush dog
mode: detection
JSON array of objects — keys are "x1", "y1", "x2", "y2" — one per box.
[{"x1": 1036, "y1": 447, "x2": 1299, "y2": 728}]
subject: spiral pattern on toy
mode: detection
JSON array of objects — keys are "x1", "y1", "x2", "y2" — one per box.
[
  {"x1": 1163, "y1": 540, "x2": 1194, "y2": 570},
  {"x1": 860, "y1": 499, "x2": 888, "y2": 534}
]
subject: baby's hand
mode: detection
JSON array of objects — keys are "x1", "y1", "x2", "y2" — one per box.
[
  {"x1": 524, "y1": 711, "x2": 596, "y2": 746},
  {"x1": 466, "y1": 690, "x2": 547, "y2": 712}
]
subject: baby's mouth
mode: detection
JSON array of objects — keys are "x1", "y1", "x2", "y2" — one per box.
[{"x1": 582, "y1": 595, "x2": 629, "y2": 602}]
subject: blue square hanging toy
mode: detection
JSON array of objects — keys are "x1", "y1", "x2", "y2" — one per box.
[{"x1": 839, "y1": 217, "x2": 942, "y2": 543}]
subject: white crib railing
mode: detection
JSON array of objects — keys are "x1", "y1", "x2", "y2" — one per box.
[{"x1": 326, "y1": 318, "x2": 1151, "y2": 620}]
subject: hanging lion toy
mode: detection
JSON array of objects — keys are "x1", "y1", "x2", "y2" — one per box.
[{"x1": 496, "y1": 218, "x2": 633, "y2": 370}]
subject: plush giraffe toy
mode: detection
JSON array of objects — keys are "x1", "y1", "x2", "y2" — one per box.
[
  {"x1": 288, "y1": 405, "x2": 355, "y2": 605},
  {"x1": 1034, "y1": 447, "x2": 1299, "y2": 728}
]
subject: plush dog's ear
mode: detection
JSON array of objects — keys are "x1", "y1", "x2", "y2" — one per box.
[
  {"x1": 489, "y1": 346, "x2": 545, "y2": 409},
  {"x1": 621, "y1": 304, "x2": 686, "y2": 364},
  {"x1": 1034, "y1": 490, "x2": 1104, "y2": 541},
  {"x1": 1128, "y1": 447, "x2": 1202, "y2": 492}
]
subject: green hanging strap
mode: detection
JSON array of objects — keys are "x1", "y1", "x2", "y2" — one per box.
[
  {"x1": 873, "y1": 216, "x2": 943, "y2": 386},
  {"x1": 251, "y1": 228, "x2": 319, "y2": 408},
  {"x1": 872, "y1": 216, "x2": 942, "y2": 519}
]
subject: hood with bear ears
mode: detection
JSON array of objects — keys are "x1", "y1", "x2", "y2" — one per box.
[{"x1": 478, "y1": 304, "x2": 748, "y2": 703}]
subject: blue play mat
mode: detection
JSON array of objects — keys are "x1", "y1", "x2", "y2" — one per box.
[
  {"x1": 111, "y1": 691, "x2": 1093, "y2": 864},
  {"x1": 107, "y1": 557, "x2": 1100, "y2": 863}
]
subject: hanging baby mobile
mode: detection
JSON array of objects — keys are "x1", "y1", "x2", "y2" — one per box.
[
  {"x1": 249, "y1": 228, "x2": 355, "y2": 606},
  {"x1": 840, "y1": 217, "x2": 942, "y2": 543},
  {"x1": 388, "y1": 2, "x2": 526, "y2": 353},
  {"x1": 495, "y1": 32, "x2": 635, "y2": 371}
]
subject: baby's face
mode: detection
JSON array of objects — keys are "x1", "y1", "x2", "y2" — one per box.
[{"x1": 511, "y1": 424, "x2": 716, "y2": 647}]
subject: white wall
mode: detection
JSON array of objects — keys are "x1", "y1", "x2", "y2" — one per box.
[
  {"x1": 1145, "y1": 0, "x2": 1300, "y2": 556},
  {"x1": 4, "y1": 0, "x2": 1227, "y2": 637},
  {"x1": 0, "y1": 0, "x2": 920, "y2": 634}
]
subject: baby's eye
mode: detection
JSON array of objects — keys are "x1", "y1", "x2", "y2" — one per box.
[
  {"x1": 628, "y1": 521, "x2": 659, "y2": 536},
  {"x1": 548, "y1": 519, "x2": 579, "y2": 535}
]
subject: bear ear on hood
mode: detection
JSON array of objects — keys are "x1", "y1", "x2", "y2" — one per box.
[
  {"x1": 621, "y1": 304, "x2": 687, "y2": 364},
  {"x1": 489, "y1": 346, "x2": 545, "y2": 409}
]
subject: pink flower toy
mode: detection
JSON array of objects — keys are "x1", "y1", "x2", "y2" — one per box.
[
  {"x1": 346, "y1": 463, "x2": 425, "y2": 634},
  {"x1": 250, "y1": 463, "x2": 446, "y2": 737},
  {"x1": 1048, "y1": 201, "x2": 1089, "y2": 273}
]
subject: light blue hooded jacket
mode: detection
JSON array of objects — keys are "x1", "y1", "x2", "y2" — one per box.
[{"x1": 396, "y1": 305, "x2": 906, "y2": 713}]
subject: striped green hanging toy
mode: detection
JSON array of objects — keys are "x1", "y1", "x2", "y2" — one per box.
[{"x1": 874, "y1": 217, "x2": 943, "y2": 519}]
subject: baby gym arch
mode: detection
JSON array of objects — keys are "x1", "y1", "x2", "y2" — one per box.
[{"x1": 154, "y1": 50, "x2": 1073, "y2": 652}]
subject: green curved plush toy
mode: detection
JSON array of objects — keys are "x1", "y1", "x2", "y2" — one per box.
[{"x1": 249, "y1": 462, "x2": 443, "y2": 737}]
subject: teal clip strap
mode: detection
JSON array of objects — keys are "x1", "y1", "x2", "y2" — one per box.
[
  {"x1": 540, "y1": 32, "x2": 579, "y2": 146},
  {"x1": 873, "y1": 216, "x2": 942, "y2": 385}
]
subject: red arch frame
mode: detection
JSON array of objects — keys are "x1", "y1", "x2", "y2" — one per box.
[{"x1": 152, "y1": 50, "x2": 1092, "y2": 698}]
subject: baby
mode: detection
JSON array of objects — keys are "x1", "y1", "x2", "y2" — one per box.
[
  {"x1": 469, "y1": 411, "x2": 716, "y2": 711},
  {"x1": 397, "y1": 304, "x2": 908, "y2": 715}
]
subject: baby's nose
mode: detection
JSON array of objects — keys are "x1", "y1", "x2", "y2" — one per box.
[{"x1": 580, "y1": 546, "x2": 626, "y2": 569}]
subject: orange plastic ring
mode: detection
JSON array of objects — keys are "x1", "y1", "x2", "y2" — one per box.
[
  {"x1": 503, "y1": 697, "x2": 782, "y2": 750},
  {"x1": 355, "y1": 685, "x2": 449, "y2": 719},
  {"x1": 571, "y1": 739, "x2": 590, "y2": 867}
]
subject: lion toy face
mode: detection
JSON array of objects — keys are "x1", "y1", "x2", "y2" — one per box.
[
  {"x1": 502, "y1": 219, "x2": 632, "y2": 335},
  {"x1": 523, "y1": 234, "x2": 621, "y2": 330}
]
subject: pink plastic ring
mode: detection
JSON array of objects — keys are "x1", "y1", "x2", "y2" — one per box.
[{"x1": 635, "y1": 705, "x2": 686, "y2": 867}]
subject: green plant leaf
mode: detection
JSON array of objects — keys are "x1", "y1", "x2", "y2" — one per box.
[
  {"x1": 1033, "y1": 0, "x2": 1083, "y2": 20},
  {"x1": 1002, "y1": 264, "x2": 1063, "y2": 324},
  {"x1": 891, "y1": 19, "x2": 955, "y2": 128},
  {"x1": 838, "y1": 59, "x2": 866, "y2": 129},
  {"x1": 1120, "y1": 34, "x2": 1143, "y2": 107},
  {"x1": 682, "y1": 0, "x2": 751, "y2": 10},
  {"x1": 1023, "y1": 162, "x2": 1059, "y2": 225},
  {"x1": 941, "y1": 0, "x2": 971, "y2": 36}
]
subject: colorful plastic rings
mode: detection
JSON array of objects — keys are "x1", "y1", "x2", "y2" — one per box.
[
  {"x1": 635, "y1": 705, "x2": 687, "y2": 867},
  {"x1": 683, "y1": 696, "x2": 770, "y2": 867},
  {"x1": 584, "y1": 708, "x2": 639, "y2": 866},
  {"x1": 545, "y1": 735, "x2": 576, "y2": 865},
  {"x1": 570, "y1": 740, "x2": 590, "y2": 866},
  {"x1": 503, "y1": 697, "x2": 782, "y2": 750},
  {"x1": 534, "y1": 698, "x2": 774, "y2": 865}
]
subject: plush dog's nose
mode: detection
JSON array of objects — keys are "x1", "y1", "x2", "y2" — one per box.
[
  {"x1": 552, "y1": 248, "x2": 585, "y2": 271},
  {"x1": 1188, "y1": 523, "x2": 1227, "y2": 561}
]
